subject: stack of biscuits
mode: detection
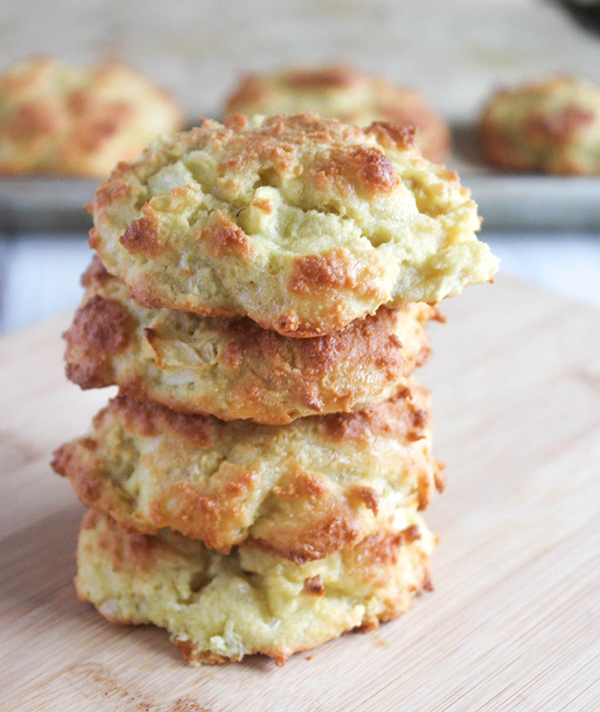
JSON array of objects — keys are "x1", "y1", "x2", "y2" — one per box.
[{"x1": 52, "y1": 113, "x2": 498, "y2": 665}]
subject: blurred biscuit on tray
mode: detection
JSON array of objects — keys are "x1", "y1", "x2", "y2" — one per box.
[
  {"x1": 478, "y1": 76, "x2": 600, "y2": 175},
  {"x1": 0, "y1": 56, "x2": 184, "y2": 177},
  {"x1": 224, "y1": 64, "x2": 450, "y2": 163}
]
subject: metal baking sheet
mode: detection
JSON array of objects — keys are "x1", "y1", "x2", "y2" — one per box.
[
  {"x1": 0, "y1": 125, "x2": 598, "y2": 233},
  {"x1": 0, "y1": 177, "x2": 96, "y2": 233},
  {"x1": 449, "y1": 124, "x2": 600, "y2": 231}
]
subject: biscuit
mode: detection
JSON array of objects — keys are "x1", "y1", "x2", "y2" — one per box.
[
  {"x1": 0, "y1": 56, "x2": 184, "y2": 177},
  {"x1": 89, "y1": 113, "x2": 498, "y2": 337},
  {"x1": 76, "y1": 509, "x2": 435, "y2": 665},
  {"x1": 52, "y1": 385, "x2": 443, "y2": 561},
  {"x1": 64, "y1": 258, "x2": 436, "y2": 424},
  {"x1": 224, "y1": 65, "x2": 450, "y2": 163},
  {"x1": 479, "y1": 76, "x2": 600, "y2": 175}
]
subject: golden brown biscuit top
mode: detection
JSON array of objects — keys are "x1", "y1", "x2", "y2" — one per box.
[
  {"x1": 95, "y1": 112, "x2": 415, "y2": 202},
  {"x1": 89, "y1": 113, "x2": 497, "y2": 336}
]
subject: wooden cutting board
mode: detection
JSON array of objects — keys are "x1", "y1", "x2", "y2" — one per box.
[{"x1": 1, "y1": 275, "x2": 599, "y2": 712}]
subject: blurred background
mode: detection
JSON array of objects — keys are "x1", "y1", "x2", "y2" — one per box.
[{"x1": 1, "y1": 0, "x2": 599, "y2": 332}]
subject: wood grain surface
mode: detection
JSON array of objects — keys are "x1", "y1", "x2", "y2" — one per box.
[{"x1": 1, "y1": 275, "x2": 599, "y2": 712}]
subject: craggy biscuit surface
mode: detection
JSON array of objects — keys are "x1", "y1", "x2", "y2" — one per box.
[
  {"x1": 479, "y1": 76, "x2": 600, "y2": 175},
  {"x1": 224, "y1": 65, "x2": 450, "y2": 163},
  {"x1": 76, "y1": 510, "x2": 435, "y2": 665},
  {"x1": 0, "y1": 57, "x2": 183, "y2": 177},
  {"x1": 64, "y1": 258, "x2": 436, "y2": 424},
  {"x1": 53, "y1": 386, "x2": 443, "y2": 561},
  {"x1": 89, "y1": 113, "x2": 497, "y2": 336}
]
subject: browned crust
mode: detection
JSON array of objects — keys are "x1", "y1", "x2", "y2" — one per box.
[
  {"x1": 302, "y1": 574, "x2": 325, "y2": 596},
  {"x1": 198, "y1": 212, "x2": 256, "y2": 261},
  {"x1": 53, "y1": 442, "x2": 160, "y2": 537},
  {"x1": 324, "y1": 384, "x2": 428, "y2": 442},
  {"x1": 479, "y1": 113, "x2": 538, "y2": 173},
  {"x1": 80, "y1": 255, "x2": 113, "y2": 288},
  {"x1": 479, "y1": 111, "x2": 596, "y2": 175},
  {"x1": 251, "y1": 495, "x2": 428, "y2": 564},
  {"x1": 252, "y1": 509, "x2": 361, "y2": 564},
  {"x1": 93, "y1": 395, "x2": 217, "y2": 447},
  {"x1": 200, "y1": 113, "x2": 403, "y2": 199},
  {"x1": 223, "y1": 303, "x2": 429, "y2": 398},
  {"x1": 63, "y1": 293, "x2": 133, "y2": 390},
  {"x1": 526, "y1": 105, "x2": 595, "y2": 144},
  {"x1": 120, "y1": 206, "x2": 167, "y2": 258},
  {"x1": 353, "y1": 525, "x2": 421, "y2": 570},
  {"x1": 93, "y1": 385, "x2": 429, "y2": 449},
  {"x1": 434, "y1": 462, "x2": 447, "y2": 494},
  {"x1": 287, "y1": 249, "x2": 357, "y2": 294},
  {"x1": 71, "y1": 102, "x2": 134, "y2": 154},
  {"x1": 353, "y1": 486, "x2": 380, "y2": 515},
  {"x1": 285, "y1": 66, "x2": 363, "y2": 91},
  {"x1": 78, "y1": 509, "x2": 161, "y2": 572},
  {"x1": 172, "y1": 640, "x2": 234, "y2": 666},
  {"x1": 146, "y1": 469, "x2": 258, "y2": 550},
  {"x1": 88, "y1": 183, "x2": 136, "y2": 213},
  {"x1": 314, "y1": 145, "x2": 400, "y2": 196},
  {"x1": 223, "y1": 76, "x2": 266, "y2": 115}
]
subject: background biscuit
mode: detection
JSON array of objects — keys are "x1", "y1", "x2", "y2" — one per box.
[
  {"x1": 0, "y1": 56, "x2": 184, "y2": 177},
  {"x1": 224, "y1": 64, "x2": 450, "y2": 163}
]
